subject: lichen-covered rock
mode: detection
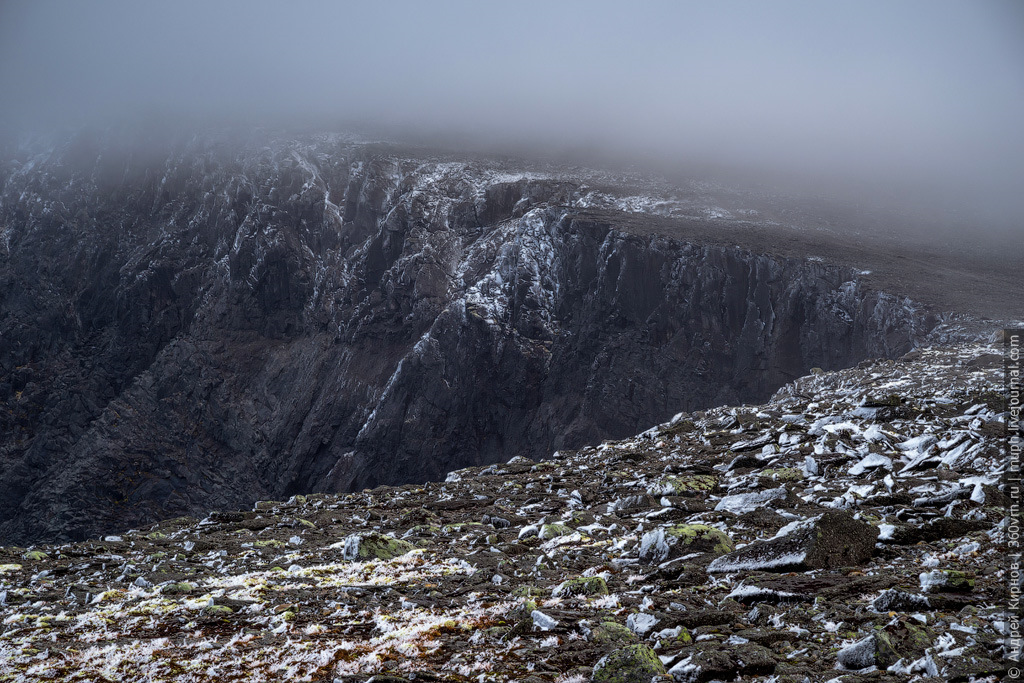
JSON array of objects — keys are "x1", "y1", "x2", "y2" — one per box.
[
  {"x1": 647, "y1": 475, "x2": 717, "y2": 497},
  {"x1": 341, "y1": 532, "x2": 415, "y2": 561},
  {"x1": 708, "y1": 511, "x2": 877, "y2": 573},
  {"x1": 591, "y1": 644, "x2": 666, "y2": 683},
  {"x1": 589, "y1": 621, "x2": 638, "y2": 644},
  {"x1": 758, "y1": 467, "x2": 803, "y2": 482},
  {"x1": 552, "y1": 576, "x2": 609, "y2": 598},
  {"x1": 639, "y1": 524, "x2": 734, "y2": 563},
  {"x1": 538, "y1": 523, "x2": 574, "y2": 540},
  {"x1": 506, "y1": 599, "x2": 538, "y2": 622}
]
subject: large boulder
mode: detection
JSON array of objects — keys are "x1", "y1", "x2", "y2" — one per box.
[{"x1": 708, "y1": 511, "x2": 877, "y2": 573}]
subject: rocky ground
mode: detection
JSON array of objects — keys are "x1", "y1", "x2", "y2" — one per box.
[{"x1": 0, "y1": 335, "x2": 1015, "y2": 682}]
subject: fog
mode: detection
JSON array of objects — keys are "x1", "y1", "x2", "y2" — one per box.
[{"x1": 1, "y1": 0, "x2": 1022, "y2": 234}]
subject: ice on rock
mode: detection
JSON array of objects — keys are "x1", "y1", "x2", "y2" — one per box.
[
  {"x1": 803, "y1": 456, "x2": 818, "y2": 476},
  {"x1": 626, "y1": 611, "x2": 659, "y2": 635},
  {"x1": 897, "y1": 434, "x2": 937, "y2": 451},
  {"x1": 848, "y1": 453, "x2": 892, "y2": 476},
  {"x1": 531, "y1": 610, "x2": 558, "y2": 631},
  {"x1": 836, "y1": 636, "x2": 876, "y2": 670},
  {"x1": 714, "y1": 487, "x2": 787, "y2": 514}
]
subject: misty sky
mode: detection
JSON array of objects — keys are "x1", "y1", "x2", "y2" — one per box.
[{"x1": 1, "y1": 0, "x2": 1022, "y2": 223}]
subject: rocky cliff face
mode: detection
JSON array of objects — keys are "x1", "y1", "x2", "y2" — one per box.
[{"x1": 0, "y1": 131, "x2": 963, "y2": 544}]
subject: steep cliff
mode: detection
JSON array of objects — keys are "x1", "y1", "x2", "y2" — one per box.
[{"x1": 0, "y1": 131, "x2": 974, "y2": 543}]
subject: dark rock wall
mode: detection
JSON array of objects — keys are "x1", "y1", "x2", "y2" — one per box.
[{"x1": 0, "y1": 133, "x2": 935, "y2": 543}]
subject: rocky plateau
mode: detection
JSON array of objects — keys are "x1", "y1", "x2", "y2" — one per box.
[{"x1": 0, "y1": 337, "x2": 1014, "y2": 682}]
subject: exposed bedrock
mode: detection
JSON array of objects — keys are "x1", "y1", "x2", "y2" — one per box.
[{"x1": 0, "y1": 132, "x2": 948, "y2": 543}]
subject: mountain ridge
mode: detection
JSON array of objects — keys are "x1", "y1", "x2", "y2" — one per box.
[{"x1": 0, "y1": 131, "x2": 1010, "y2": 544}]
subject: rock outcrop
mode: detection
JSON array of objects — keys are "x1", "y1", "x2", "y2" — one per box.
[{"x1": 0, "y1": 130, "x2": 978, "y2": 543}]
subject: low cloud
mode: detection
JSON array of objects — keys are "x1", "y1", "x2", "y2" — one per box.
[{"x1": 2, "y1": 0, "x2": 1022, "y2": 233}]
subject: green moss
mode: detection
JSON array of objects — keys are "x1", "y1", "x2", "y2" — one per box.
[
  {"x1": 161, "y1": 582, "x2": 194, "y2": 595},
  {"x1": 511, "y1": 585, "x2": 545, "y2": 598},
  {"x1": 666, "y1": 524, "x2": 735, "y2": 555},
  {"x1": 590, "y1": 621, "x2": 638, "y2": 645},
  {"x1": 254, "y1": 539, "x2": 286, "y2": 548},
  {"x1": 553, "y1": 576, "x2": 609, "y2": 598},
  {"x1": 146, "y1": 531, "x2": 168, "y2": 540},
  {"x1": 592, "y1": 644, "x2": 666, "y2": 682},
  {"x1": 22, "y1": 550, "x2": 47, "y2": 561}
]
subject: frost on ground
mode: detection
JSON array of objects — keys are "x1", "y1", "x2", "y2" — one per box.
[{"x1": 0, "y1": 339, "x2": 1013, "y2": 682}]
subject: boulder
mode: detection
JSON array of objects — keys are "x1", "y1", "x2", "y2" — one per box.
[
  {"x1": 342, "y1": 533, "x2": 415, "y2": 561},
  {"x1": 639, "y1": 524, "x2": 734, "y2": 563},
  {"x1": 708, "y1": 511, "x2": 877, "y2": 573},
  {"x1": 591, "y1": 644, "x2": 666, "y2": 683}
]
